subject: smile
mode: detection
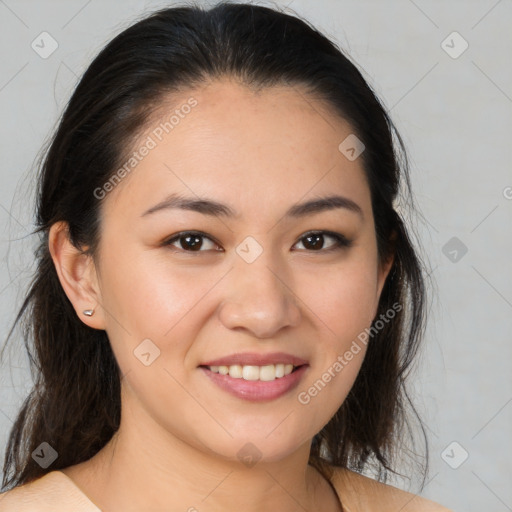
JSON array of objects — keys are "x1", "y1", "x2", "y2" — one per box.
[
  {"x1": 206, "y1": 363, "x2": 296, "y2": 381},
  {"x1": 200, "y1": 364, "x2": 308, "y2": 402}
]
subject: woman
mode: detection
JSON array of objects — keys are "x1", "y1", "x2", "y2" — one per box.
[{"x1": 0, "y1": 2, "x2": 450, "y2": 510}]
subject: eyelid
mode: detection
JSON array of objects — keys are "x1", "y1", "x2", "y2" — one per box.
[
  {"x1": 163, "y1": 229, "x2": 352, "y2": 253},
  {"x1": 163, "y1": 231, "x2": 223, "y2": 252},
  {"x1": 292, "y1": 230, "x2": 353, "y2": 251}
]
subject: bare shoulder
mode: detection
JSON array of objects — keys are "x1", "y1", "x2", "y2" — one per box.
[
  {"x1": 0, "y1": 471, "x2": 100, "y2": 511},
  {"x1": 328, "y1": 467, "x2": 453, "y2": 512},
  {"x1": 0, "y1": 472, "x2": 54, "y2": 511}
]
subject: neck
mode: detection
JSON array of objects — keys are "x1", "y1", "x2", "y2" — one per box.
[{"x1": 70, "y1": 387, "x2": 340, "y2": 511}]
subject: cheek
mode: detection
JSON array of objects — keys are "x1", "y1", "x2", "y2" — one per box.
[
  {"x1": 293, "y1": 252, "x2": 380, "y2": 406},
  {"x1": 97, "y1": 246, "x2": 225, "y2": 367},
  {"x1": 96, "y1": 251, "x2": 225, "y2": 444},
  {"x1": 297, "y1": 254, "x2": 381, "y2": 342}
]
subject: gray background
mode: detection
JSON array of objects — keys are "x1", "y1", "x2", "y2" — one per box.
[{"x1": 0, "y1": 1, "x2": 511, "y2": 511}]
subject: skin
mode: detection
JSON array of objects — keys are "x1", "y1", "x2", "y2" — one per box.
[{"x1": 50, "y1": 78, "x2": 393, "y2": 512}]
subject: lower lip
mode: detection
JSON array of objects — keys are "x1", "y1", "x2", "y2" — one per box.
[{"x1": 200, "y1": 365, "x2": 308, "y2": 402}]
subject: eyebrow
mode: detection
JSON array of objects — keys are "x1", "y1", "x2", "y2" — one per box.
[{"x1": 141, "y1": 193, "x2": 363, "y2": 219}]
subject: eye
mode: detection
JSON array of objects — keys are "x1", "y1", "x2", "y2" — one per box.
[
  {"x1": 292, "y1": 231, "x2": 352, "y2": 252},
  {"x1": 163, "y1": 231, "x2": 222, "y2": 252},
  {"x1": 163, "y1": 230, "x2": 351, "y2": 253}
]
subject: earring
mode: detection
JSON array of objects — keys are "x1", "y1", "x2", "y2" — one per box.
[{"x1": 83, "y1": 309, "x2": 95, "y2": 317}]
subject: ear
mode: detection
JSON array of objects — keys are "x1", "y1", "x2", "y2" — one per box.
[
  {"x1": 48, "y1": 221, "x2": 106, "y2": 330},
  {"x1": 376, "y1": 251, "x2": 394, "y2": 300},
  {"x1": 376, "y1": 230, "x2": 397, "y2": 301}
]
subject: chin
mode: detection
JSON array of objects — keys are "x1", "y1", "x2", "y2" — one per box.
[{"x1": 198, "y1": 427, "x2": 314, "y2": 467}]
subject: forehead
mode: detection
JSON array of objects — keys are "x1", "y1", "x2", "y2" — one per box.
[{"x1": 102, "y1": 79, "x2": 371, "y2": 220}]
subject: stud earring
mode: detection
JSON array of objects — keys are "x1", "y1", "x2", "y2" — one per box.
[{"x1": 83, "y1": 309, "x2": 95, "y2": 317}]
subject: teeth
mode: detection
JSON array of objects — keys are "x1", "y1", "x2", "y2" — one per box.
[
  {"x1": 242, "y1": 365, "x2": 260, "y2": 381},
  {"x1": 259, "y1": 365, "x2": 276, "y2": 382},
  {"x1": 208, "y1": 363, "x2": 297, "y2": 381},
  {"x1": 229, "y1": 365, "x2": 243, "y2": 378}
]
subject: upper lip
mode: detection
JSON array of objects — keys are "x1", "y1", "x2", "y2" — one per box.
[{"x1": 200, "y1": 352, "x2": 308, "y2": 367}]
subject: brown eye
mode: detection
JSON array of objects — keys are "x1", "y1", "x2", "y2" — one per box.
[
  {"x1": 164, "y1": 232, "x2": 220, "y2": 252},
  {"x1": 178, "y1": 234, "x2": 203, "y2": 251},
  {"x1": 302, "y1": 233, "x2": 325, "y2": 250},
  {"x1": 293, "y1": 231, "x2": 351, "y2": 252}
]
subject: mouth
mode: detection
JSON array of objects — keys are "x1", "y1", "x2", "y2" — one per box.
[
  {"x1": 198, "y1": 353, "x2": 309, "y2": 402},
  {"x1": 201, "y1": 363, "x2": 301, "y2": 381}
]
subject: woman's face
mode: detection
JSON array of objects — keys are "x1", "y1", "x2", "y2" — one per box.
[{"x1": 93, "y1": 79, "x2": 391, "y2": 463}]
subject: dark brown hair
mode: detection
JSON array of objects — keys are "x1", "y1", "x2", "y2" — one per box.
[{"x1": 1, "y1": 1, "x2": 428, "y2": 493}]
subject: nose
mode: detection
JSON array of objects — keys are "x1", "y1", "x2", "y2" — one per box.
[{"x1": 218, "y1": 252, "x2": 301, "y2": 339}]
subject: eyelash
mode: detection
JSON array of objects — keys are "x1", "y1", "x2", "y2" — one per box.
[{"x1": 162, "y1": 230, "x2": 352, "y2": 253}]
